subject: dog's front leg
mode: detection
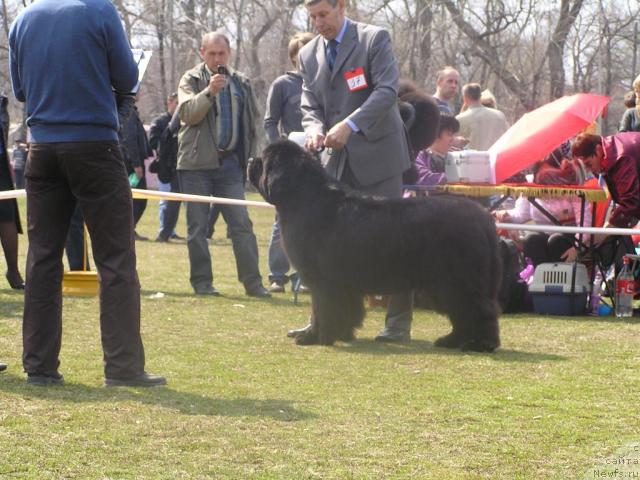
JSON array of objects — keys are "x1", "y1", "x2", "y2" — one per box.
[
  {"x1": 297, "y1": 289, "x2": 340, "y2": 346},
  {"x1": 293, "y1": 313, "x2": 320, "y2": 345}
]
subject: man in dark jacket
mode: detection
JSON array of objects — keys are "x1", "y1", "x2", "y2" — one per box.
[
  {"x1": 120, "y1": 97, "x2": 152, "y2": 240},
  {"x1": 9, "y1": 0, "x2": 165, "y2": 387},
  {"x1": 149, "y1": 92, "x2": 182, "y2": 242},
  {"x1": 262, "y1": 32, "x2": 313, "y2": 293}
]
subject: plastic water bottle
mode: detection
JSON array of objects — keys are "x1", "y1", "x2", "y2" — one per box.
[
  {"x1": 615, "y1": 256, "x2": 634, "y2": 318},
  {"x1": 589, "y1": 270, "x2": 603, "y2": 316}
]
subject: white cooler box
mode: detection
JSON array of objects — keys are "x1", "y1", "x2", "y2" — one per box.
[
  {"x1": 445, "y1": 150, "x2": 492, "y2": 183},
  {"x1": 529, "y1": 262, "x2": 590, "y2": 315}
]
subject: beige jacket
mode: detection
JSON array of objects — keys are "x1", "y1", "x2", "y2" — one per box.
[
  {"x1": 176, "y1": 62, "x2": 257, "y2": 171},
  {"x1": 456, "y1": 104, "x2": 509, "y2": 151}
]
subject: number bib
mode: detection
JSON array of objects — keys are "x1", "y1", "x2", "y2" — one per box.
[{"x1": 344, "y1": 67, "x2": 368, "y2": 92}]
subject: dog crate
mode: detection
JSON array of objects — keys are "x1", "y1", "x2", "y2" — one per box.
[
  {"x1": 445, "y1": 150, "x2": 492, "y2": 183},
  {"x1": 529, "y1": 262, "x2": 590, "y2": 315}
]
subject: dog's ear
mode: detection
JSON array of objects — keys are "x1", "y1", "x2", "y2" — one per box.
[{"x1": 399, "y1": 89, "x2": 441, "y2": 152}]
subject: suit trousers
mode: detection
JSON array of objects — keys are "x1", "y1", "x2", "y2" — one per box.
[
  {"x1": 340, "y1": 162, "x2": 413, "y2": 334},
  {"x1": 23, "y1": 142, "x2": 145, "y2": 378},
  {"x1": 178, "y1": 157, "x2": 262, "y2": 292}
]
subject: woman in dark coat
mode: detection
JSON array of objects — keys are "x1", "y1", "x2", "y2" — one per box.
[{"x1": 0, "y1": 95, "x2": 24, "y2": 289}]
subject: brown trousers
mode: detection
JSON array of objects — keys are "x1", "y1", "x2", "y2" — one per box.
[{"x1": 23, "y1": 141, "x2": 145, "y2": 378}]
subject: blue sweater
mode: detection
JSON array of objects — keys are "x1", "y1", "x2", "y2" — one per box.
[{"x1": 9, "y1": 0, "x2": 138, "y2": 143}]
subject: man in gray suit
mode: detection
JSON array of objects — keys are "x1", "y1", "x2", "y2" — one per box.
[{"x1": 290, "y1": 0, "x2": 414, "y2": 342}]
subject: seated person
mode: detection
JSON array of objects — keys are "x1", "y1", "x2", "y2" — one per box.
[
  {"x1": 494, "y1": 159, "x2": 592, "y2": 266},
  {"x1": 413, "y1": 115, "x2": 460, "y2": 186}
]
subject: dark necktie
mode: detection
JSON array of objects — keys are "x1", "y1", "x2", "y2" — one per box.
[{"x1": 326, "y1": 39, "x2": 338, "y2": 70}]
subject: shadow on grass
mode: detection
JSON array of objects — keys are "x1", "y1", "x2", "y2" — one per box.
[
  {"x1": 0, "y1": 293, "x2": 25, "y2": 318},
  {"x1": 0, "y1": 373, "x2": 315, "y2": 421},
  {"x1": 331, "y1": 339, "x2": 566, "y2": 362},
  {"x1": 140, "y1": 289, "x2": 307, "y2": 307}
]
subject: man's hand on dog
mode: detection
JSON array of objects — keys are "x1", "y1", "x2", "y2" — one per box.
[{"x1": 324, "y1": 121, "x2": 352, "y2": 150}]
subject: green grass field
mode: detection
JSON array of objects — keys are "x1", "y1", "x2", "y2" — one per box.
[{"x1": 1, "y1": 195, "x2": 639, "y2": 479}]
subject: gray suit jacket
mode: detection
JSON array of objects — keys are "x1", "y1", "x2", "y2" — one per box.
[{"x1": 299, "y1": 20, "x2": 410, "y2": 186}]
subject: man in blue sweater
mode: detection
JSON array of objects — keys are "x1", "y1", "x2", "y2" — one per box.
[{"x1": 9, "y1": 0, "x2": 165, "y2": 387}]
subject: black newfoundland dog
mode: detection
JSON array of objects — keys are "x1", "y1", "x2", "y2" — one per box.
[{"x1": 248, "y1": 140, "x2": 501, "y2": 352}]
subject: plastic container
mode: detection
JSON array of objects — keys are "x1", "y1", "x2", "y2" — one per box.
[
  {"x1": 445, "y1": 150, "x2": 492, "y2": 183},
  {"x1": 529, "y1": 262, "x2": 590, "y2": 315}
]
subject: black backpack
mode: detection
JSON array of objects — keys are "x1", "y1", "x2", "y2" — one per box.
[{"x1": 156, "y1": 113, "x2": 179, "y2": 184}]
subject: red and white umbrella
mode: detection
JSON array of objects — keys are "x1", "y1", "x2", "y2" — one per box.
[{"x1": 489, "y1": 93, "x2": 610, "y2": 183}]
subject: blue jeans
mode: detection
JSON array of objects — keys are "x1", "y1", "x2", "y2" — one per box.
[
  {"x1": 268, "y1": 215, "x2": 291, "y2": 284},
  {"x1": 157, "y1": 177, "x2": 181, "y2": 240},
  {"x1": 178, "y1": 159, "x2": 262, "y2": 292}
]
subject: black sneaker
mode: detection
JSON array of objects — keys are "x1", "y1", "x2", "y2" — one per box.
[
  {"x1": 374, "y1": 328, "x2": 411, "y2": 343},
  {"x1": 0, "y1": 363, "x2": 7, "y2": 372},
  {"x1": 194, "y1": 285, "x2": 221, "y2": 296},
  {"x1": 105, "y1": 372, "x2": 167, "y2": 387},
  {"x1": 27, "y1": 372, "x2": 65, "y2": 386},
  {"x1": 246, "y1": 285, "x2": 272, "y2": 298}
]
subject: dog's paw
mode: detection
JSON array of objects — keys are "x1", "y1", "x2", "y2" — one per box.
[
  {"x1": 294, "y1": 330, "x2": 320, "y2": 346},
  {"x1": 434, "y1": 333, "x2": 465, "y2": 349},
  {"x1": 460, "y1": 338, "x2": 500, "y2": 353},
  {"x1": 336, "y1": 330, "x2": 356, "y2": 342}
]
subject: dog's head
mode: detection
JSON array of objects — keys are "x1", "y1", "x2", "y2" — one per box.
[
  {"x1": 248, "y1": 139, "x2": 325, "y2": 205},
  {"x1": 398, "y1": 85, "x2": 441, "y2": 153}
]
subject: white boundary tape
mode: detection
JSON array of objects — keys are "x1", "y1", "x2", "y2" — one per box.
[
  {"x1": 0, "y1": 188, "x2": 274, "y2": 209},
  {"x1": 2, "y1": 188, "x2": 638, "y2": 236},
  {"x1": 496, "y1": 222, "x2": 639, "y2": 237}
]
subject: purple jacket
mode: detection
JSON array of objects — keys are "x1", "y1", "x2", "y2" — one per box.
[
  {"x1": 414, "y1": 150, "x2": 446, "y2": 186},
  {"x1": 601, "y1": 132, "x2": 640, "y2": 227}
]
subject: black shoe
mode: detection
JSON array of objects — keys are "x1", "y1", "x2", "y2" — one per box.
[
  {"x1": 246, "y1": 285, "x2": 272, "y2": 298},
  {"x1": 6, "y1": 271, "x2": 25, "y2": 290},
  {"x1": 375, "y1": 328, "x2": 411, "y2": 343},
  {"x1": 287, "y1": 323, "x2": 313, "y2": 338},
  {"x1": 194, "y1": 285, "x2": 221, "y2": 296},
  {"x1": 27, "y1": 372, "x2": 65, "y2": 386},
  {"x1": 0, "y1": 363, "x2": 6, "y2": 372},
  {"x1": 134, "y1": 231, "x2": 149, "y2": 241},
  {"x1": 105, "y1": 372, "x2": 167, "y2": 387},
  {"x1": 170, "y1": 233, "x2": 185, "y2": 240},
  {"x1": 154, "y1": 235, "x2": 169, "y2": 243}
]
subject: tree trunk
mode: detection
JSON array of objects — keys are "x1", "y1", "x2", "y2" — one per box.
[
  {"x1": 441, "y1": 0, "x2": 534, "y2": 110},
  {"x1": 547, "y1": 0, "x2": 584, "y2": 99},
  {"x1": 156, "y1": 0, "x2": 167, "y2": 101},
  {"x1": 417, "y1": 0, "x2": 433, "y2": 87},
  {"x1": 1, "y1": 0, "x2": 10, "y2": 40}
]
